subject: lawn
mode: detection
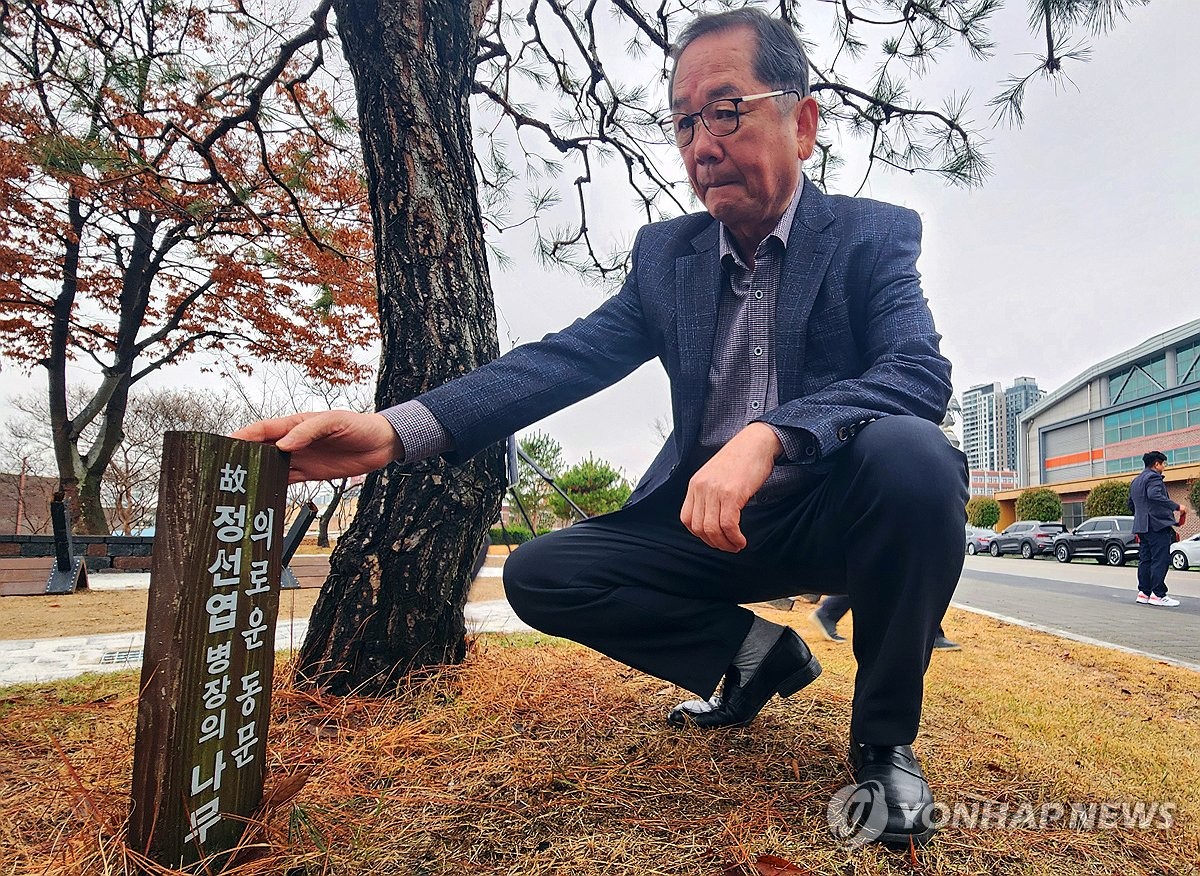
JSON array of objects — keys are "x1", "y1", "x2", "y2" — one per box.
[{"x1": 0, "y1": 608, "x2": 1196, "y2": 875}]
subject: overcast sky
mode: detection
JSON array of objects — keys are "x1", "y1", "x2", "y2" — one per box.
[{"x1": 4, "y1": 1, "x2": 1196, "y2": 485}]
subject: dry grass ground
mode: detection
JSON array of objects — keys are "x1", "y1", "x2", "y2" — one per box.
[{"x1": 0, "y1": 607, "x2": 1196, "y2": 875}]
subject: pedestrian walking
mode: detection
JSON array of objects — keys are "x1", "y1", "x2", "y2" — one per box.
[
  {"x1": 810, "y1": 594, "x2": 960, "y2": 649},
  {"x1": 1128, "y1": 450, "x2": 1184, "y2": 607}
]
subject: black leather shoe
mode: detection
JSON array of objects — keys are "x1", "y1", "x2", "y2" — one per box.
[
  {"x1": 667, "y1": 628, "x2": 821, "y2": 729},
  {"x1": 848, "y1": 740, "x2": 936, "y2": 846}
]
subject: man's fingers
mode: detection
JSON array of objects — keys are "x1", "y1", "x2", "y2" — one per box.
[
  {"x1": 230, "y1": 413, "x2": 316, "y2": 445},
  {"x1": 701, "y1": 493, "x2": 726, "y2": 550},
  {"x1": 707, "y1": 495, "x2": 744, "y2": 553},
  {"x1": 720, "y1": 503, "x2": 746, "y2": 552},
  {"x1": 680, "y1": 488, "x2": 696, "y2": 533},
  {"x1": 273, "y1": 415, "x2": 334, "y2": 453},
  {"x1": 681, "y1": 476, "x2": 746, "y2": 552}
]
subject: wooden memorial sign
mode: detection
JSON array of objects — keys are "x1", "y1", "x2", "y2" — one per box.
[{"x1": 129, "y1": 432, "x2": 289, "y2": 869}]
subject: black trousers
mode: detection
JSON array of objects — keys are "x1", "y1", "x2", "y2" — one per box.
[
  {"x1": 503, "y1": 416, "x2": 969, "y2": 745},
  {"x1": 1136, "y1": 528, "x2": 1174, "y2": 597}
]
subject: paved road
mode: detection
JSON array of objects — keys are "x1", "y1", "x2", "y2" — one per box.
[{"x1": 953, "y1": 555, "x2": 1200, "y2": 669}]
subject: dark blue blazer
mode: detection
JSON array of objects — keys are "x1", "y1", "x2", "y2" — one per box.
[
  {"x1": 419, "y1": 177, "x2": 953, "y2": 504},
  {"x1": 1128, "y1": 468, "x2": 1179, "y2": 533}
]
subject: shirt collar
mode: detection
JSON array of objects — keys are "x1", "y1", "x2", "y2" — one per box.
[{"x1": 718, "y1": 175, "x2": 805, "y2": 269}]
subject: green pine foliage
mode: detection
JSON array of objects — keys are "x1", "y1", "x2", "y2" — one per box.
[
  {"x1": 548, "y1": 454, "x2": 633, "y2": 522},
  {"x1": 512, "y1": 431, "x2": 566, "y2": 531}
]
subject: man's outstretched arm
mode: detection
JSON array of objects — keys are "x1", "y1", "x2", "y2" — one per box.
[{"x1": 231, "y1": 410, "x2": 404, "y2": 484}]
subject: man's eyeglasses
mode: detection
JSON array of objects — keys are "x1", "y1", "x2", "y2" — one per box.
[{"x1": 658, "y1": 89, "x2": 800, "y2": 148}]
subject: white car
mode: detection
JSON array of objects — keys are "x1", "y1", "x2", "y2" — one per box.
[{"x1": 1170, "y1": 533, "x2": 1200, "y2": 571}]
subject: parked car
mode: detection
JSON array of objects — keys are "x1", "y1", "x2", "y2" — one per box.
[
  {"x1": 989, "y1": 521, "x2": 1066, "y2": 558},
  {"x1": 1171, "y1": 533, "x2": 1200, "y2": 571},
  {"x1": 965, "y1": 525, "x2": 997, "y2": 555},
  {"x1": 1052, "y1": 515, "x2": 1139, "y2": 566}
]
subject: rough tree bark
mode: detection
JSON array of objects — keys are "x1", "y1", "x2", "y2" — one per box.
[{"x1": 296, "y1": 0, "x2": 505, "y2": 694}]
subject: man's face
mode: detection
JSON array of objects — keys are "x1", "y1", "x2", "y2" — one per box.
[
  {"x1": 670, "y1": 26, "x2": 818, "y2": 251},
  {"x1": 1153, "y1": 460, "x2": 1166, "y2": 473}
]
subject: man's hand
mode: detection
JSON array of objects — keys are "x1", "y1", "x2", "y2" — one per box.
[
  {"x1": 230, "y1": 410, "x2": 404, "y2": 484},
  {"x1": 680, "y1": 422, "x2": 782, "y2": 552}
]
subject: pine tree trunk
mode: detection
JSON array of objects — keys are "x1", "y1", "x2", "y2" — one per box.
[{"x1": 295, "y1": 0, "x2": 504, "y2": 695}]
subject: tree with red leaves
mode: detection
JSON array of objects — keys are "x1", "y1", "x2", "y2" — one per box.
[{"x1": 0, "y1": 0, "x2": 374, "y2": 532}]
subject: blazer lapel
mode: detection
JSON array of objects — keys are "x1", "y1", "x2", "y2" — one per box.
[
  {"x1": 776, "y1": 180, "x2": 836, "y2": 397},
  {"x1": 675, "y1": 220, "x2": 721, "y2": 449}
]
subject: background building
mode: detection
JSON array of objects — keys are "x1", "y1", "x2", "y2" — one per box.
[
  {"x1": 969, "y1": 469, "x2": 1019, "y2": 498},
  {"x1": 1003, "y1": 377, "x2": 1046, "y2": 470},
  {"x1": 962, "y1": 382, "x2": 1003, "y2": 471},
  {"x1": 961, "y1": 377, "x2": 1043, "y2": 495},
  {"x1": 0, "y1": 471, "x2": 56, "y2": 534},
  {"x1": 994, "y1": 319, "x2": 1200, "y2": 532}
]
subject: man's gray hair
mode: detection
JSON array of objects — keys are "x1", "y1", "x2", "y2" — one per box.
[{"x1": 670, "y1": 8, "x2": 810, "y2": 100}]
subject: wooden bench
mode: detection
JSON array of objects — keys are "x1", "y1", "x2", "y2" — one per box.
[
  {"x1": 282, "y1": 554, "x2": 330, "y2": 589},
  {"x1": 0, "y1": 556, "x2": 89, "y2": 597},
  {"x1": 280, "y1": 547, "x2": 499, "y2": 590}
]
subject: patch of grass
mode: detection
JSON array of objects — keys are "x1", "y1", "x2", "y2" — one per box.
[
  {"x1": 0, "y1": 609, "x2": 1196, "y2": 874},
  {"x1": 473, "y1": 631, "x2": 579, "y2": 650}
]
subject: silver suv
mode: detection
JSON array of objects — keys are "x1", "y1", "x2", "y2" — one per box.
[{"x1": 989, "y1": 520, "x2": 1067, "y2": 559}]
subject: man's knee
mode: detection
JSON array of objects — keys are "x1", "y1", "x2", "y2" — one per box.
[
  {"x1": 851, "y1": 416, "x2": 967, "y2": 513},
  {"x1": 501, "y1": 536, "x2": 549, "y2": 621},
  {"x1": 501, "y1": 529, "x2": 588, "y2": 633}
]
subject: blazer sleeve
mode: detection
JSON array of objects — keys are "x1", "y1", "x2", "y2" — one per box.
[
  {"x1": 1148, "y1": 476, "x2": 1180, "y2": 511},
  {"x1": 415, "y1": 228, "x2": 658, "y2": 462},
  {"x1": 760, "y1": 207, "x2": 952, "y2": 461}
]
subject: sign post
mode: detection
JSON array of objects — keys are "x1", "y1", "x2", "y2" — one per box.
[{"x1": 129, "y1": 432, "x2": 289, "y2": 869}]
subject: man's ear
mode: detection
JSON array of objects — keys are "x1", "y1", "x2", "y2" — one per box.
[{"x1": 795, "y1": 95, "x2": 819, "y2": 160}]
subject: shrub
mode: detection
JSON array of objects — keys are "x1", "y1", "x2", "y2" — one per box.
[
  {"x1": 489, "y1": 525, "x2": 552, "y2": 546},
  {"x1": 1189, "y1": 479, "x2": 1200, "y2": 517},
  {"x1": 966, "y1": 496, "x2": 1001, "y2": 529},
  {"x1": 1085, "y1": 479, "x2": 1131, "y2": 518},
  {"x1": 1015, "y1": 487, "x2": 1062, "y2": 522}
]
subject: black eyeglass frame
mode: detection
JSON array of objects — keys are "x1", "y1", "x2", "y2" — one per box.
[{"x1": 658, "y1": 89, "x2": 801, "y2": 147}]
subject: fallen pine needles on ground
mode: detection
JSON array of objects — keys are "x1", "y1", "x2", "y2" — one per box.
[{"x1": 0, "y1": 610, "x2": 1196, "y2": 875}]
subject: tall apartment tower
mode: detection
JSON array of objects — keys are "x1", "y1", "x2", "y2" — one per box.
[
  {"x1": 961, "y1": 382, "x2": 1004, "y2": 471},
  {"x1": 1003, "y1": 376, "x2": 1045, "y2": 471}
]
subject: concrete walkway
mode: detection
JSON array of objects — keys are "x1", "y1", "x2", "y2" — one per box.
[{"x1": 0, "y1": 563, "x2": 530, "y2": 687}]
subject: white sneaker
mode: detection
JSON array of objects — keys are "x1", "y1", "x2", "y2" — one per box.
[
  {"x1": 1136, "y1": 592, "x2": 1150, "y2": 604},
  {"x1": 1147, "y1": 594, "x2": 1180, "y2": 607}
]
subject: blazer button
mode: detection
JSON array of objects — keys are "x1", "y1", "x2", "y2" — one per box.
[
  {"x1": 836, "y1": 427, "x2": 848, "y2": 441},
  {"x1": 805, "y1": 444, "x2": 817, "y2": 457}
]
